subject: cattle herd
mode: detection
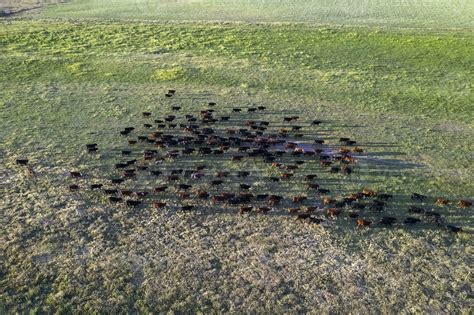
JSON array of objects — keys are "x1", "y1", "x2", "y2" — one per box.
[{"x1": 16, "y1": 90, "x2": 471, "y2": 232}]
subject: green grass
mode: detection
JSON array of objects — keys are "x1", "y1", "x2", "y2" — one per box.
[
  {"x1": 40, "y1": 0, "x2": 474, "y2": 29},
  {"x1": 1, "y1": 9, "x2": 473, "y2": 314}
]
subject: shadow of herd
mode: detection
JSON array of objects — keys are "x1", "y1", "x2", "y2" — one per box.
[{"x1": 16, "y1": 90, "x2": 471, "y2": 233}]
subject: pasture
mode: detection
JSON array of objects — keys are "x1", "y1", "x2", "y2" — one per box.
[
  {"x1": 1, "y1": 1, "x2": 473, "y2": 313},
  {"x1": 41, "y1": 0, "x2": 474, "y2": 29}
]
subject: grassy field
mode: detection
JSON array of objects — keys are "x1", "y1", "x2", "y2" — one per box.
[
  {"x1": 39, "y1": 0, "x2": 474, "y2": 29},
  {"x1": 1, "y1": 1, "x2": 474, "y2": 313}
]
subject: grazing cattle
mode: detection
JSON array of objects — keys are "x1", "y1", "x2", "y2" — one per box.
[
  {"x1": 349, "y1": 192, "x2": 364, "y2": 200},
  {"x1": 172, "y1": 106, "x2": 181, "y2": 111},
  {"x1": 220, "y1": 192, "x2": 235, "y2": 200},
  {"x1": 305, "y1": 174, "x2": 318, "y2": 180},
  {"x1": 126, "y1": 200, "x2": 141, "y2": 207},
  {"x1": 424, "y1": 211, "x2": 441, "y2": 218},
  {"x1": 458, "y1": 200, "x2": 472, "y2": 208},
  {"x1": 404, "y1": 217, "x2": 421, "y2": 224},
  {"x1": 320, "y1": 161, "x2": 332, "y2": 167},
  {"x1": 178, "y1": 184, "x2": 192, "y2": 190},
  {"x1": 196, "y1": 191, "x2": 209, "y2": 199},
  {"x1": 166, "y1": 174, "x2": 179, "y2": 181},
  {"x1": 326, "y1": 208, "x2": 342, "y2": 217},
  {"x1": 369, "y1": 200, "x2": 386, "y2": 211},
  {"x1": 268, "y1": 195, "x2": 283, "y2": 205},
  {"x1": 91, "y1": 184, "x2": 103, "y2": 190},
  {"x1": 191, "y1": 172, "x2": 204, "y2": 180},
  {"x1": 295, "y1": 213, "x2": 312, "y2": 221},
  {"x1": 292, "y1": 196, "x2": 307, "y2": 203},
  {"x1": 237, "y1": 171, "x2": 250, "y2": 177},
  {"x1": 109, "y1": 196, "x2": 122, "y2": 203},
  {"x1": 311, "y1": 120, "x2": 322, "y2": 125},
  {"x1": 377, "y1": 193, "x2": 393, "y2": 201},
  {"x1": 357, "y1": 219, "x2": 371, "y2": 227},
  {"x1": 154, "y1": 186, "x2": 168, "y2": 193},
  {"x1": 288, "y1": 208, "x2": 300, "y2": 214},
  {"x1": 164, "y1": 115, "x2": 176, "y2": 122},
  {"x1": 233, "y1": 108, "x2": 242, "y2": 112},
  {"x1": 111, "y1": 178, "x2": 125, "y2": 184},
  {"x1": 309, "y1": 217, "x2": 324, "y2": 224},
  {"x1": 256, "y1": 194, "x2": 269, "y2": 200},
  {"x1": 318, "y1": 188, "x2": 330, "y2": 194},
  {"x1": 152, "y1": 201, "x2": 167, "y2": 209},
  {"x1": 281, "y1": 173, "x2": 293, "y2": 178},
  {"x1": 380, "y1": 217, "x2": 397, "y2": 226},
  {"x1": 69, "y1": 184, "x2": 80, "y2": 191},
  {"x1": 362, "y1": 188, "x2": 376, "y2": 197},
  {"x1": 133, "y1": 191, "x2": 148, "y2": 198},
  {"x1": 411, "y1": 193, "x2": 427, "y2": 201},
  {"x1": 177, "y1": 192, "x2": 191, "y2": 199},
  {"x1": 435, "y1": 197, "x2": 449, "y2": 206},
  {"x1": 308, "y1": 183, "x2": 320, "y2": 190},
  {"x1": 341, "y1": 165, "x2": 353, "y2": 174},
  {"x1": 232, "y1": 155, "x2": 244, "y2": 162},
  {"x1": 447, "y1": 225, "x2": 462, "y2": 233},
  {"x1": 352, "y1": 147, "x2": 364, "y2": 153},
  {"x1": 128, "y1": 140, "x2": 137, "y2": 145},
  {"x1": 216, "y1": 171, "x2": 230, "y2": 178},
  {"x1": 181, "y1": 205, "x2": 194, "y2": 211},
  {"x1": 306, "y1": 206, "x2": 318, "y2": 212},
  {"x1": 182, "y1": 148, "x2": 195, "y2": 155},
  {"x1": 211, "y1": 195, "x2": 225, "y2": 203},
  {"x1": 239, "y1": 206, "x2": 253, "y2": 214},
  {"x1": 240, "y1": 184, "x2": 251, "y2": 190},
  {"x1": 408, "y1": 206, "x2": 425, "y2": 214},
  {"x1": 70, "y1": 171, "x2": 82, "y2": 178},
  {"x1": 256, "y1": 207, "x2": 271, "y2": 213},
  {"x1": 323, "y1": 197, "x2": 335, "y2": 205},
  {"x1": 105, "y1": 189, "x2": 118, "y2": 195},
  {"x1": 211, "y1": 180, "x2": 224, "y2": 186}
]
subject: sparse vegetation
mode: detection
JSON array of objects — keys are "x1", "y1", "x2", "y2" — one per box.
[{"x1": 1, "y1": 1, "x2": 473, "y2": 313}]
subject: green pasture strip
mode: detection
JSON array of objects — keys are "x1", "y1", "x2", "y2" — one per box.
[
  {"x1": 39, "y1": 0, "x2": 474, "y2": 29},
  {"x1": 1, "y1": 21, "x2": 472, "y2": 123}
]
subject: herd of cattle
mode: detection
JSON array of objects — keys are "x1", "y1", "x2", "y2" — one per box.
[{"x1": 16, "y1": 90, "x2": 471, "y2": 232}]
